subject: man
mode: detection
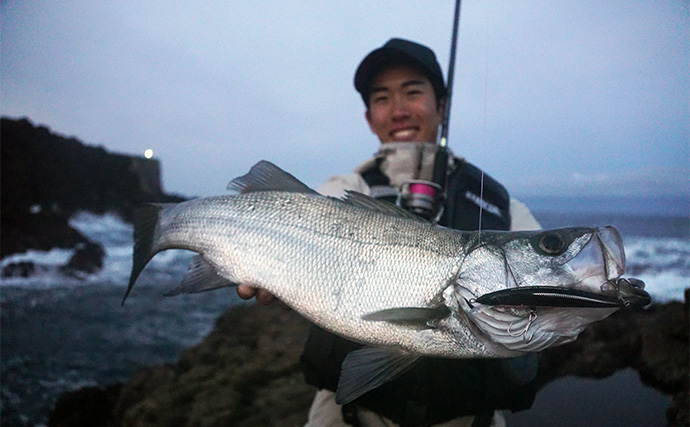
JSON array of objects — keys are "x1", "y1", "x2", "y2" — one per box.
[{"x1": 240, "y1": 38, "x2": 541, "y2": 426}]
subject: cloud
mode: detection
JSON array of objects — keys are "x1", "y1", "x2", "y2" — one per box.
[
  {"x1": 510, "y1": 166, "x2": 690, "y2": 198},
  {"x1": 1, "y1": 1, "x2": 687, "y2": 199}
]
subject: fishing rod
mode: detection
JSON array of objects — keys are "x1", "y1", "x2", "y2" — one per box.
[
  {"x1": 440, "y1": 0, "x2": 462, "y2": 151},
  {"x1": 401, "y1": 0, "x2": 462, "y2": 221}
]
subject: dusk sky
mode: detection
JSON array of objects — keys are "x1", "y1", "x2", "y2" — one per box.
[{"x1": 2, "y1": 1, "x2": 688, "y2": 202}]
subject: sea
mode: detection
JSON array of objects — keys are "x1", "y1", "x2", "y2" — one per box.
[{"x1": 1, "y1": 195, "x2": 688, "y2": 426}]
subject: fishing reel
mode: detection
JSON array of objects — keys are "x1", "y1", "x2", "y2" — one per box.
[
  {"x1": 398, "y1": 144, "x2": 449, "y2": 222},
  {"x1": 399, "y1": 180, "x2": 444, "y2": 222}
]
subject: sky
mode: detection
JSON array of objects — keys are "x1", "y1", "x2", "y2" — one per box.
[{"x1": 2, "y1": 1, "x2": 688, "y2": 202}]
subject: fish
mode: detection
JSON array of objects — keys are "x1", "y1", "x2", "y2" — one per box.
[{"x1": 124, "y1": 160, "x2": 651, "y2": 404}]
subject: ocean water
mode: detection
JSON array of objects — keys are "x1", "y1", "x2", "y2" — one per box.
[{"x1": 1, "y1": 200, "x2": 688, "y2": 426}]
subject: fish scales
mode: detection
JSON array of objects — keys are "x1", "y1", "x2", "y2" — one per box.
[{"x1": 155, "y1": 191, "x2": 469, "y2": 352}]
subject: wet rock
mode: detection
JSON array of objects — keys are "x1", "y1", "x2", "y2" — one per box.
[
  {"x1": 536, "y1": 301, "x2": 688, "y2": 426},
  {"x1": 1, "y1": 209, "x2": 90, "y2": 259},
  {"x1": 48, "y1": 384, "x2": 121, "y2": 427},
  {"x1": 635, "y1": 302, "x2": 688, "y2": 393},
  {"x1": 111, "y1": 304, "x2": 315, "y2": 427},
  {"x1": 668, "y1": 391, "x2": 689, "y2": 427},
  {"x1": 2, "y1": 261, "x2": 36, "y2": 278},
  {"x1": 61, "y1": 242, "x2": 106, "y2": 276}
]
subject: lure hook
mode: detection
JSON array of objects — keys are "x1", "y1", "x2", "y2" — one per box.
[{"x1": 507, "y1": 309, "x2": 537, "y2": 342}]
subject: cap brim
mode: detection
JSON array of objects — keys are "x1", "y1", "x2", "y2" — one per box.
[{"x1": 354, "y1": 47, "x2": 422, "y2": 94}]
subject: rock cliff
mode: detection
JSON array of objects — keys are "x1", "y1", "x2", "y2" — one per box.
[{"x1": 1, "y1": 117, "x2": 184, "y2": 275}]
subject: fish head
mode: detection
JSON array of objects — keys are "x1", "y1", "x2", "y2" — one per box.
[{"x1": 452, "y1": 226, "x2": 651, "y2": 354}]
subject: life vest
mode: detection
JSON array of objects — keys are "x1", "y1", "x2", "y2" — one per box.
[
  {"x1": 439, "y1": 159, "x2": 511, "y2": 231},
  {"x1": 301, "y1": 157, "x2": 537, "y2": 426}
]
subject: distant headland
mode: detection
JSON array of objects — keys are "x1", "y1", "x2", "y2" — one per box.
[{"x1": 1, "y1": 116, "x2": 184, "y2": 276}]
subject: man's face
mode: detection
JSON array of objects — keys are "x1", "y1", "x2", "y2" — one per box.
[{"x1": 365, "y1": 65, "x2": 444, "y2": 143}]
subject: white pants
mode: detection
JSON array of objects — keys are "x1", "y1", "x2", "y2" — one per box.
[{"x1": 304, "y1": 390, "x2": 507, "y2": 427}]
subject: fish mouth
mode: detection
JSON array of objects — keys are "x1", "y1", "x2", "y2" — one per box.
[{"x1": 476, "y1": 226, "x2": 651, "y2": 309}]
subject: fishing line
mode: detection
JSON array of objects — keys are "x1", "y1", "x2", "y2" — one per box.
[{"x1": 478, "y1": 0, "x2": 490, "y2": 235}]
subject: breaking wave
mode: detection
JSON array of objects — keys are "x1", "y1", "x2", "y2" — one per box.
[{"x1": 1, "y1": 211, "x2": 193, "y2": 289}]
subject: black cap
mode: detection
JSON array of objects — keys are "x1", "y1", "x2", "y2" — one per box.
[{"x1": 354, "y1": 38, "x2": 446, "y2": 106}]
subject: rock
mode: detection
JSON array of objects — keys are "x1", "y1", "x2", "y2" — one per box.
[
  {"x1": 635, "y1": 302, "x2": 688, "y2": 393},
  {"x1": 48, "y1": 304, "x2": 317, "y2": 426},
  {"x1": 48, "y1": 384, "x2": 121, "y2": 427},
  {"x1": 1, "y1": 206, "x2": 106, "y2": 278},
  {"x1": 47, "y1": 303, "x2": 317, "y2": 426},
  {"x1": 111, "y1": 304, "x2": 316, "y2": 427},
  {"x1": 1, "y1": 209, "x2": 90, "y2": 259},
  {"x1": 61, "y1": 242, "x2": 106, "y2": 276},
  {"x1": 2, "y1": 261, "x2": 36, "y2": 278},
  {"x1": 668, "y1": 391, "x2": 689, "y2": 427},
  {"x1": 536, "y1": 302, "x2": 688, "y2": 425},
  {"x1": 536, "y1": 308, "x2": 641, "y2": 382}
]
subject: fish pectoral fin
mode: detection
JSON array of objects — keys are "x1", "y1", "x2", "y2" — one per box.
[
  {"x1": 164, "y1": 255, "x2": 238, "y2": 296},
  {"x1": 336, "y1": 347, "x2": 419, "y2": 405},
  {"x1": 226, "y1": 160, "x2": 316, "y2": 194},
  {"x1": 361, "y1": 306, "x2": 450, "y2": 329}
]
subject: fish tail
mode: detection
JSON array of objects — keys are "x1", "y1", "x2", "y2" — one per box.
[{"x1": 122, "y1": 203, "x2": 167, "y2": 304}]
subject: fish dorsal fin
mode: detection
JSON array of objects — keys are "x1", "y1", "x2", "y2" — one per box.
[
  {"x1": 164, "y1": 255, "x2": 237, "y2": 296},
  {"x1": 361, "y1": 305, "x2": 450, "y2": 330},
  {"x1": 227, "y1": 160, "x2": 316, "y2": 194},
  {"x1": 336, "y1": 347, "x2": 419, "y2": 405},
  {"x1": 343, "y1": 191, "x2": 429, "y2": 222}
]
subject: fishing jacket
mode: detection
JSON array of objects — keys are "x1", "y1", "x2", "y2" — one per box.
[{"x1": 301, "y1": 142, "x2": 540, "y2": 426}]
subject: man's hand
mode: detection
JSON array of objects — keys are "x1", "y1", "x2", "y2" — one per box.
[{"x1": 237, "y1": 285, "x2": 276, "y2": 305}]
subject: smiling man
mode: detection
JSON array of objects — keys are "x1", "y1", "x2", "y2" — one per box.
[
  {"x1": 357, "y1": 39, "x2": 446, "y2": 146},
  {"x1": 364, "y1": 64, "x2": 444, "y2": 143},
  {"x1": 297, "y1": 39, "x2": 542, "y2": 427}
]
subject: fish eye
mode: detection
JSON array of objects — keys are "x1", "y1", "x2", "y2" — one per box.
[{"x1": 537, "y1": 232, "x2": 568, "y2": 256}]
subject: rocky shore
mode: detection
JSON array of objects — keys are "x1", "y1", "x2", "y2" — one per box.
[
  {"x1": 49, "y1": 303, "x2": 316, "y2": 427},
  {"x1": 1, "y1": 117, "x2": 183, "y2": 276},
  {"x1": 48, "y1": 298, "x2": 688, "y2": 426}
]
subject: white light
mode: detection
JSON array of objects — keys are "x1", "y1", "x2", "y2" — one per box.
[{"x1": 144, "y1": 149, "x2": 154, "y2": 159}]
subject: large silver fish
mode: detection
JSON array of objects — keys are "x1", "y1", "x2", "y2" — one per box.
[{"x1": 124, "y1": 161, "x2": 650, "y2": 403}]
